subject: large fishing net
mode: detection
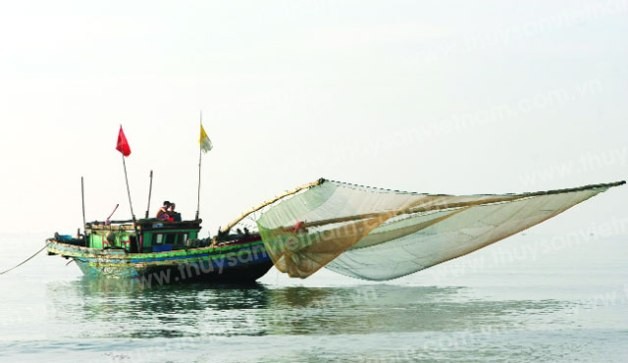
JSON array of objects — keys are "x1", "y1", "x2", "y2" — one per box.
[{"x1": 255, "y1": 179, "x2": 623, "y2": 280}]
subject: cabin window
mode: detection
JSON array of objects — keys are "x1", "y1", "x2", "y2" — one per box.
[
  {"x1": 153, "y1": 233, "x2": 184, "y2": 245},
  {"x1": 166, "y1": 233, "x2": 176, "y2": 244},
  {"x1": 151, "y1": 232, "x2": 193, "y2": 249}
]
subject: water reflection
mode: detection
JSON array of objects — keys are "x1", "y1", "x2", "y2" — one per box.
[{"x1": 46, "y1": 277, "x2": 568, "y2": 341}]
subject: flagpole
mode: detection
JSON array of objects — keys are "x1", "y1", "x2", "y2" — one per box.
[
  {"x1": 116, "y1": 125, "x2": 136, "y2": 223},
  {"x1": 196, "y1": 111, "x2": 202, "y2": 221},
  {"x1": 122, "y1": 154, "x2": 136, "y2": 221}
]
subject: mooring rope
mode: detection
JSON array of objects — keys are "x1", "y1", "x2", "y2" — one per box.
[{"x1": 0, "y1": 244, "x2": 48, "y2": 275}]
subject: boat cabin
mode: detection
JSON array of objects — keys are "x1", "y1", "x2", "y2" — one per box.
[{"x1": 84, "y1": 219, "x2": 205, "y2": 253}]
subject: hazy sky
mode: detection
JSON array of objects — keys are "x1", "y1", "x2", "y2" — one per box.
[{"x1": 0, "y1": 1, "x2": 626, "y2": 236}]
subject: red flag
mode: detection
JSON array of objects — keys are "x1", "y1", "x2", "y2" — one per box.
[{"x1": 116, "y1": 126, "x2": 131, "y2": 157}]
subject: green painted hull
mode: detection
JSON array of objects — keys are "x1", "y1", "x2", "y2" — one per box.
[{"x1": 47, "y1": 238, "x2": 273, "y2": 286}]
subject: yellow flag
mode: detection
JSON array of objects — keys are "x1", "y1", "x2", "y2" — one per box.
[{"x1": 199, "y1": 124, "x2": 212, "y2": 153}]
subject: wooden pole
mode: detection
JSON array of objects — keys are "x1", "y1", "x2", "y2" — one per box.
[
  {"x1": 106, "y1": 203, "x2": 119, "y2": 224},
  {"x1": 122, "y1": 155, "x2": 136, "y2": 221},
  {"x1": 220, "y1": 178, "x2": 326, "y2": 233},
  {"x1": 145, "y1": 169, "x2": 153, "y2": 219},
  {"x1": 195, "y1": 111, "x2": 202, "y2": 221},
  {"x1": 81, "y1": 176, "x2": 86, "y2": 231}
]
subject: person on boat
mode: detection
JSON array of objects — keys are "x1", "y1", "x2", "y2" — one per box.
[
  {"x1": 292, "y1": 220, "x2": 307, "y2": 233},
  {"x1": 168, "y1": 202, "x2": 181, "y2": 222},
  {"x1": 157, "y1": 201, "x2": 173, "y2": 221}
]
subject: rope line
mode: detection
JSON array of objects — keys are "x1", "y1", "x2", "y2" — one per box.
[
  {"x1": 0, "y1": 244, "x2": 48, "y2": 275},
  {"x1": 327, "y1": 179, "x2": 626, "y2": 196}
]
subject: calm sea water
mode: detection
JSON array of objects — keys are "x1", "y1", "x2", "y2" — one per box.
[{"x1": 1, "y1": 232, "x2": 627, "y2": 363}]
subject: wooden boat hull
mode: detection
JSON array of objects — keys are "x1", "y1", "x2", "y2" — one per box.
[{"x1": 47, "y1": 238, "x2": 273, "y2": 286}]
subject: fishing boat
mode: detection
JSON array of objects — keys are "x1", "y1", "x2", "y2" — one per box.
[
  {"x1": 45, "y1": 125, "x2": 626, "y2": 285},
  {"x1": 46, "y1": 218, "x2": 272, "y2": 285}
]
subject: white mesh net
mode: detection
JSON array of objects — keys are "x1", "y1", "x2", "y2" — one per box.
[{"x1": 256, "y1": 179, "x2": 623, "y2": 280}]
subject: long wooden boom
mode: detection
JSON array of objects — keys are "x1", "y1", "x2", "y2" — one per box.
[{"x1": 220, "y1": 178, "x2": 326, "y2": 233}]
